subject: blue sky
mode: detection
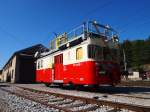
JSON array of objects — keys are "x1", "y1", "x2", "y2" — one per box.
[{"x1": 0, "y1": 0, "x2": 150, "y2": 68}]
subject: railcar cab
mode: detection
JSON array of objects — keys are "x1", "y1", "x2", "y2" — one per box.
[
  {"x1": 87, "y1": 21, "x2": 120, "y2": 62},
  {"x1": 86, "y1": 21, "x2": 120, "y2": 85}
]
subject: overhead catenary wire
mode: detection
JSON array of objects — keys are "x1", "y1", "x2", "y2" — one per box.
[
  {"x1": 41, "y1": 0, "x2": 150, "y2": 44},
  {"x1": 81, "y1": 0, "x2": 113, "y2": 21},
  {"x1": 114, "y1": 5, "x2": 149, "y2": 29},
  {"x1": 119, "y1": 16, "x2": 150, "y2": 34},
  {"x1": 112, "y1": 4, "x2": 150, "y2": 35},
  {"x1": 43, "y1": 0, "x2": 114, "y2": 43}
]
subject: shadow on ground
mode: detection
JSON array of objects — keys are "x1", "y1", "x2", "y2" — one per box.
[
  {"x1": 6, "y1": 82, "x2": 150, "y2": 95},
  {"x1": 56, "y1": 85, "x2": 150, "y2": 94},
  {"x1": 0, "y1": 84, "x2": 10, "y2": 87},
  {"x1": 94, "y1": 86, "x2": 150, "y2": 94}
]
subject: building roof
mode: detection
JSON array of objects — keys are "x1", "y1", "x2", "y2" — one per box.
[
  {"x1": 3, "y1": 44, "x2": 48, "y2": 69},
  {"x1": 15, "y1": 44, "x2": 48, "y2": 55}
]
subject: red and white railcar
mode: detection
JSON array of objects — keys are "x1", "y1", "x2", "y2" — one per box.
[{"x1": 36, "y1": 21, "x2": 121, "y2": 86}]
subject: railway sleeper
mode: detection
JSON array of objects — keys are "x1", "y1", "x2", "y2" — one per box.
[
  {"x1": 77, "y1": 105, "x2": 99, "y2": 112},
  {"x1": 106, "y1": 108, "x2": 121, "y2": 112},
  {"x1": 36, "y1": 97, "x2": 50, "y2": 100},
  {"x1": 36, "y1": 98, "x2": 51, "y2": 103},
  {"x1": 57, "y1": 100, "x2": 75, "y2": 106},
  {"x1": 66, "y1": 102, "x2": 87, "y2": 108},
  {"x1": 51, "y1": 99, "x2": 74, "y2": 105},
  {"x1": 48, "y1": 98, "x2": 64, "y2": 103},
  {"x1": 71, "y1": 104, "x2": 95, "y2": 111},
  {"x1": 39, "y1": 95, "x2": 56, "y2": 99}
]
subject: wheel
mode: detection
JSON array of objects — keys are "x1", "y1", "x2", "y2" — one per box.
[
  {"x1": 75, "y1": 85, "x2": 84, "y2": 90},
  {"x1": 91, "y1": 85, "x2": 99, "y2": 91},
  {"x1": 110, "y1": 83, "x2": 116, "y2": 87},
  {"x1": 44, "y1": 83, "x2": 51, "y2": 87},
  {"x1": 58, "y1": 84, "x2": 64, "y2": 88}
]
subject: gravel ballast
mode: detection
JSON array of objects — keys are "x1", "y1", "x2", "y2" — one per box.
[{"x1": 0, "y1": 89, "x2": 59, "y2": 112}]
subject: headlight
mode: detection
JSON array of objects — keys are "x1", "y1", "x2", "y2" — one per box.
[{"x1": 99, "y1": 71, "x2": 106, "y2": 75}]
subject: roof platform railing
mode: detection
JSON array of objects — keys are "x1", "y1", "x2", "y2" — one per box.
[
  {"x1": 58, "y1": 24, "x2": 85, "y2": 48},
  {"x1": 49, "y1": 24, "x2": 86, "y2": 51},
  {"x1": 49, "y1": 21, "x2": 119, "y2": 51},
  {"x1": 87, "y1": 21, "x2": 118, "y2": 40}
]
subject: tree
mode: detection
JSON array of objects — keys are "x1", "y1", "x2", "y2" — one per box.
[
  {"x1": 121, "y1": 40, "x2": 133, "y2": 69},
  {"x1": 131, "y1": 40, "x2": 145, "y2": 69},
  {"x1": 120, "y1": 36, "x2": 150, "y2": 71},
  {"x1": 144, "y1": 36, "x2": 150, "y2": 64}
]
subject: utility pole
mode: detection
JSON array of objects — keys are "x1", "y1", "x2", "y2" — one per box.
[{"x1": 123, "y1": 49, "x2": 127, "y2": 71}]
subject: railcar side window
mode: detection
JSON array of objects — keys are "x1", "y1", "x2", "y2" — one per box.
[
  {"x1": 41, "y1": 60, "x2": 43, "y2": 68},
  {"x1": 37, "y1": 61, "x2": 40, "y2": 69},
  {"x1": 76, "y1": 47, "x2": 83, "y2": 60},
  {"x1": 88, "y1": 45, "x2": 103, "y2": 60}
]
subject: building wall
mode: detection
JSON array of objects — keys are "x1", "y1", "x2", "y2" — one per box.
[
  {"x1": 0, "y1": 75, "x2": 2, "y2": 81},
  {"x1": 0, "y1": 71, "x2": 2, "y2": 82},
  {"x1": 128, "y1": 72, "x2": 142, "y2": 80},
  {"x1": 1, "y1": 44, "x2": 48, "y2": 83},
  {"x1": 2, "y1": 55, "x2": 36, "y2": 83},
  {"x1": 2, "y1": 56, "x2": 17, "y2": 83}
]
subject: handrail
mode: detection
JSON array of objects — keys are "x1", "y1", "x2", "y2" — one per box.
[{"x1": 49, "y1": 21, "x2": 119, "y2": 51}]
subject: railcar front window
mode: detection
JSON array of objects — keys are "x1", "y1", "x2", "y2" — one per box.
[
  {"x1": 88, "y1": 45, "x2": 119, "y2": 62},
  {"x1": 111, "y1": 49, "x2": 120, "y2": 62},
  {"x1": 103, "y1": 47, "x2": 120, "y2": 62},
  {"x1": 88, "y1": 45, "x2": 103, "y2": 60},
  {"x1": 103, "y1": 47, "x2": 112, "y2": 60}
]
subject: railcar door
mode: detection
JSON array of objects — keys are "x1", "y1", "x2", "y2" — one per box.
[{"x1": 54, "y1": 54, "x2": 63, "y2": 83}]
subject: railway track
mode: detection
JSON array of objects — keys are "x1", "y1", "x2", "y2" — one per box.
[
  {"x1": 119, "y1": 81, "x2": 150, "y2": 87},
  {"x1": 0, "y1": 85, "x2": 149, "y2": 112}
]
